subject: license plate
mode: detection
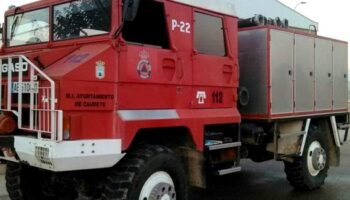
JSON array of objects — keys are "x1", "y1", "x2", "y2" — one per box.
[{"x1": 11, "y1": 82, "x2": 39, "y2": 94}]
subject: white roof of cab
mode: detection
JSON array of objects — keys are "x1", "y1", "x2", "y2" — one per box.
[{"x1": 172, "y1": 0, "x2": 237, "y2": 17}]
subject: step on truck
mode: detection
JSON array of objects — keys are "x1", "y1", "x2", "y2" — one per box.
[{"x1": 0, "y1": 0, "x2": 348, "y2": 199}]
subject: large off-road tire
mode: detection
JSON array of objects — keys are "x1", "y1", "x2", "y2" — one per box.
[
  {"x1": 101, "y1": 145, "x2": 189, "y2": 200},
  {"x1": 6, "y1": 162, "x2": 77, "y2": 200},
  {"x1": 284, "y1": 125, "x2": 330, "y2": 190}
]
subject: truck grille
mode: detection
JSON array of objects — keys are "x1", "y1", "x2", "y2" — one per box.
[
  {"x1": 35, "y1": 146, "x2": 53, "y2": 166},
  {"x1": 0, "y1": 55, "x2": 63, "y2": 141}
]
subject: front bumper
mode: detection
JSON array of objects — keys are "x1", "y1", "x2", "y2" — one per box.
[{"x1": 0, "y1": 136, "x2": 125, "y2": 171}]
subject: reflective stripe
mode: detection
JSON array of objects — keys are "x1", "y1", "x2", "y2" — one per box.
[{"x1": 118, "y1": 110, "x2": 179, "y2": 121}]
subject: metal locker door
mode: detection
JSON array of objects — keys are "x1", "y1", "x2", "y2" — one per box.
[
  {"x1": 294, "y1": 34, "x2": 315, "y2": 113},
  {"x1": 238, "y1": 29, "x2": 268, "y2": 115},
  {"x1": 315, "y1": 38, "x2": 333, "y2": 111},
  {"x1": 270, "y1": 29, "x2": 294, "y2": 114},
  {"x1": 333, "y1": 42, "x2": 348, "y2": 110}
]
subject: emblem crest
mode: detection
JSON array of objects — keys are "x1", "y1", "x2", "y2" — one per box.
[
  {"x1": 96, "y1": 60, "x2": 105, "y2": 79},
  {"x1": 137, "y1": 50, "x2": 152, "y2": 79}
]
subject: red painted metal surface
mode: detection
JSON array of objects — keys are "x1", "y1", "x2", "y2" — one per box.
[{"x1": 0, "y1": 0, "x2": 241, "y2": 151}]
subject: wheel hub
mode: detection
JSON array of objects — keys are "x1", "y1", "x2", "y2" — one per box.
[
  {"x1": 149, "y1": 183, "x2": 176, "y2": 200},
  {"x1": 312, "y1": 147, "x2": 326, "y2": 171},
  {"x1": 139, "y1": 171, "x2": 176, "y2": 200},
  {"x1": 307, "y1": 141, "x2": 327, "y2": 176}
]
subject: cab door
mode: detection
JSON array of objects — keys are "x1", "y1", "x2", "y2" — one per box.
[
  {"x1": 192, "y1": 11, "x2": 237, "y2": 108},
  {"x1": 118, "y1": 0, "x2": 192, "y2": 109}
]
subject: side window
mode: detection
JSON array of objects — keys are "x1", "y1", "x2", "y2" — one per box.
[
  {"x1": 194, "y1": 12, "x2": 226, "y2": 56},
  {"x1": 122, "y1": 0, "x2": 169, "y2": 48}
]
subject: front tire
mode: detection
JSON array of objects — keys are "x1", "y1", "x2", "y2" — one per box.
[
  {"x1": 101, "y1": 145, "x2": 189, "y2": 200},
  {"x1": 284, "y1": 125, "x2": 330, "y2": 190},
  {"x1": 6, "y1": 162, "x2": 77, "y2": 200}
]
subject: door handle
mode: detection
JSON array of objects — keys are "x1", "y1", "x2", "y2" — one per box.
[
  {"x1": 223, "y1": 65, "x2": 233, "y2": 74},
  {"x1": 223, "y1": 65, "x2": 233, "y2": 84},
  {"x1": 162, "y1": 58, "x2": 176, "y2": 81}
]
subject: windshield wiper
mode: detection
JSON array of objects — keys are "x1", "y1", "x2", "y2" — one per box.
[
  {"x1": 10, "y1": 14, "x2": 23, "y2": 39},
  {"x1": 10, "y1": 16, "x2": 19, "y2": 39}
]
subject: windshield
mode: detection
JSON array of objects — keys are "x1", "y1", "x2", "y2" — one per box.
[
  {"x1": 53, "y1": 0, "x2": 112, "y2": 40},
  {"x1": 6, "y1": 8, "x2": 49, "y2": 47}
]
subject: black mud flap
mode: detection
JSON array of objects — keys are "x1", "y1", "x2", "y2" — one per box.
[{"x1": 0, "y1": 135, "x2": 15, "y2": 157}]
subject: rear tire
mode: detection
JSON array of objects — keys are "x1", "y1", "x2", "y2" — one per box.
[
  {"x1": 101, "y1": 145, "x2": 189, "y2": 200},
  {"x1": 284, "y1": 125, "x2": 329, "y2": 190}
]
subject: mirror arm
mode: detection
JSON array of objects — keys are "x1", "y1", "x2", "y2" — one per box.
[{"x1": 113, "y1": 0, "x2": 140, "y2": 39}]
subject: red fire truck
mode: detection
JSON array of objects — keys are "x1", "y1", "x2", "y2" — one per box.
[{"x1": 0, "y1": 0, "x2": 348, "y2": 199}]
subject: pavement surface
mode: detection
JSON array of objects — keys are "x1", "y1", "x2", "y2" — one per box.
[
  {"x1": 0, "y1": 144, "x2": 349, "y2": 200},
  {"x1": 201, "y1": 143, "x2": 350, "y2": 200},
  {"x1": 0, "y1": 165, "x2": 8, "y2": 200}
]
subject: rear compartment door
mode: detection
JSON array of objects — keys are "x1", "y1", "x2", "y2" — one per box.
[
  {"x1": 315, "y1": 38, "x2": 333, "y2": 111},
  {"x1": 333, "y1": 41, "x2": 348, "y2": 110},
  {"x1": 270, "y1": 29, "x2": 294, "y2": 114},
  {"x1": 294, "y1": 34, "x2": 315, "y2": 113}
]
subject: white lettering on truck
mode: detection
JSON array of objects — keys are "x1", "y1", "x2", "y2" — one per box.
[
  {"x1": 1, "y1": 62, "x2": 29, "y2": 73},
  {"x1": 171, "y1": 19, "x2": 191, "y2": 34}
]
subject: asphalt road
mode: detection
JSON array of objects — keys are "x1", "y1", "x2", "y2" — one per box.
[
  {"x1": 197, "y1": 143, "x2": 350, "y2": 200},
  {"x1": 0, "y1": 144, "x2": 349, "y2": 200}
]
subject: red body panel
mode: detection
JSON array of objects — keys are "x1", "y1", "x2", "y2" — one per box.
[{"x1": 0, "y1": 0, "x2": 241, "y2": 151}]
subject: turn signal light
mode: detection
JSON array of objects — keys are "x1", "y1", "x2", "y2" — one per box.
[{"x1": 0, "y1": 114, "x2": 16, "y2": 134}]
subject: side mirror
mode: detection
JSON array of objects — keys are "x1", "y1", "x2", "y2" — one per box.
[{"x1": 123, "y1": 0, "x2": 140, "y2": 22}]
